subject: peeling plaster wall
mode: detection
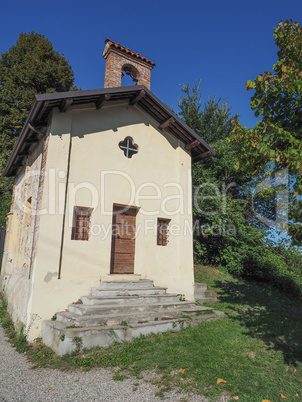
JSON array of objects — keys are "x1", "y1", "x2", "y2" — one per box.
[{"x1": 0, "y1": 137, "x2": 48, "y2": 330}]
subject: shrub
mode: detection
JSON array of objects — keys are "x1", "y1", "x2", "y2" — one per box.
[{"x1": 241, "y1": 245, "x2": 302, "y2": 298}]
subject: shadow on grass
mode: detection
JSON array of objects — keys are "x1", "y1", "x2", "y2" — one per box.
[{"x1": 214, "y1": 278, "x2": 302, "y2": 366}]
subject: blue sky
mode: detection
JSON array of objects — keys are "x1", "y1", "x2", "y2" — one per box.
[{"x1": 1, "y1": 0, "x2": 301, "y2": 129}]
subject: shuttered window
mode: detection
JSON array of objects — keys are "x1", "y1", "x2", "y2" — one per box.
[
  {"x1": 71, "y1": 207, "x2": 92, "y2": 241},
  {"x1": 157, "y1": 218, "x2": 170, "y2": 246}
]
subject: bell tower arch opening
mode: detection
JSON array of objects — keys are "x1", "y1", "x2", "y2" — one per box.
[
  {"x1": 121, "y1": 64, "x2": 140, "y2": 86},
  {"x1": 102, "y1": 39, "x2": 155, "y2": 89}
]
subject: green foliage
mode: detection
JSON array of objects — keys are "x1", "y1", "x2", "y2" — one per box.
[
  {"x1": 0, "y1": 296, "x2": 30, "y2": 353},
  {"x1": 179, "y1": 80, "x2": 237, "y2": 145},
  {"x1": 241, "y1": 241, "x2": 302, "y2": 297},
  {"x1": 179, "y1": 81, "x2": 253, "y2": 264},
  {"x1": 112, "y1": 372, "x2": 128, "y2": 381},
  {"x1": 0, "y1": 32, "x2": 75, "y2": 227},
  {"x1": 72, "y1": 356, "x2": 96, "y2": 368},
  {"x1": 179, "y1": 80, "x2": 302, "y2": 297},
  {"x1": 13, "y1": 324, "x2": 30, "y2": 353},
  {"x1": 72, "y1": 336, "x2": 83, "y2": 353},
  {"x1": 0, "y1": 180, "x2": 13, "y2": 228},
  {"x1": 230, "y1": 19, "x2": 302, "y2": 244}
]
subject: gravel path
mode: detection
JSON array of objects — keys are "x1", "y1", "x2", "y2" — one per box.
[{"x1": 0, "y1": 326, "x2": 229, "y2": 401}]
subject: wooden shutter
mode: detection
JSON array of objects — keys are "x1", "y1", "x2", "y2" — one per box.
[
  {"x1": 157, "y1": 218, "x2": 170, "y2": 246},
  {"x1": 71, "y1": 208, "x2": 91, "y2": 241}
]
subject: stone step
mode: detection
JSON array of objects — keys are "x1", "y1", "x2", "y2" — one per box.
[
  {"x1": 56, "y1": 305, "x2": 212, "y2": 327},
  {"x1": 91, "y1": 286, "x2": 167, "y2": 297},
  {"x1": 68, "y1": 300, "x2": 196, "y2": 316},
  {"x1": 196, "y1": 290, "x2": 213, "y2": 298},
  {"x1": 195, "y1": 283, "x2": 208, "y2": 291},
  {"x1": 196, "y1": 296, "x2": 218, "y2": 304},
  {"x1": 81, "y1": 293, "x2": 180, "y2": 306},
  {"x1": 195, "y1": 282, "x2": 217, "y2": 304},
  {"x1": 42, "y1": 318, "x2": 188, "y2": 355},
  {"x1": 42, "y1": 279, "x2": 224, "y2": 355},
  {"x1": 43, "y1": 308, "x2": 225, "y2": 356},
  {"x1": 99, "y1": 280, "x2": 154, "y2": 290}
]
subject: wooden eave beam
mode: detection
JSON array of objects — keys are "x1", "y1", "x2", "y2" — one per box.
[
  {"x1": 168, "y1": 122, "x2": 192, "y2": 143},
  {"x1": 28, "y1": 123, "x2": 46, "y2": 139},
  {"x1": 18, "y1": 151, "x2": 29, "y2": 157},
  {"x1": 129, "y1": 89, "x2": 145, "y2": 105},
  {"x1": 16, "y1": 156, "x2": 25, "y2": 164},
  {"x1": 192, "y1": 150, "x2": 212, "y2": 163},
  {"x1": 141, "y1": 96, "x2": 167, "y2": 119},
  {"x1": 95, "y1": 94, "x2": 111, "y2": 109},
  {"x1": 35, "y1": 101, "x2": 50, "y2": 122},
  {"x1": 59, "y1": 98, "x2": 73, "y2": 113},
  {"x1": 185, "y1": 139, "x2": 200, "y2": 151},
  {"x1": 159, "y1": 117, "x2": 175, "y2": 130},
  {"x1": 139, "y1": 100, "x2": 167, "y2": 122},
  {"x1": 12, "y1": 158, "x2": 26, "y2": 171},
  {"x1": 25, "y1": 137, "x2": 39, "y2": 144}
]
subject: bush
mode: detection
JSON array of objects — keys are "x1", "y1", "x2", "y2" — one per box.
[
  {"x1": 240, "y1": 245, "x2": 302, "y2": 298},
  {"x1": 72, "y1": 357, "x2": 96, "y2": 368}
]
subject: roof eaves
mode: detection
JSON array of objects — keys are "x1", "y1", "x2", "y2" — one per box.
[
  {"x1": 3, "y1": 86, "x2": 215, "y2": 176},
  {"x1": 2, "y1": 98, "x2": 42, "y2": 177},
  {"x1": 35, "y1": 86, "x2": 145, "y2": 102},
  {"x1": 142, "y1": 87, "x2": 216, "y2": 157}
]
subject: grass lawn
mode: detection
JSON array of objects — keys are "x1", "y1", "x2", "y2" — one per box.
[{"x1": 1, "y1": 266, "x2": 302, "y2": 401}]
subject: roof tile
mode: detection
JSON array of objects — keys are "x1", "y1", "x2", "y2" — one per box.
[{"x1": 104, "y1": 38, "x2": 155, "y2": 67}]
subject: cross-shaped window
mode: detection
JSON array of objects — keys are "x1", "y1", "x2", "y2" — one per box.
[{"x1": 119, "y1": 137, "x2": 138, "y2": 158}]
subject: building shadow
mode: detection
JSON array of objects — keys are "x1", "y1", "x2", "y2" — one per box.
[{"x1": 214, "y1": 278, "x2": 302, "y2": 366}]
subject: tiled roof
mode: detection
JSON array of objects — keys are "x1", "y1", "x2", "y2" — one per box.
[{"x1": 103, "y1": 38, "x2": 156, "y2": 67}]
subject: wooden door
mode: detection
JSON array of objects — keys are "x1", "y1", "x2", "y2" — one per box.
[{"x1": 110, "y1": 206, "x2": 137, "y2": 274}]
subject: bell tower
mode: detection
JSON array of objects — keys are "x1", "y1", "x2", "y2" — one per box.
[{"x1": 102, "y1": 39, "x2": 155, "y2": 89}]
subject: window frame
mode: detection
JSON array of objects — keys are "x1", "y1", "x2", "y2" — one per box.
[
  {"x1": 118, "y1": 137, "x2": 138, "y2": 158},
  {"x1": 157, "y1": 218, "x2": 170, "y2": 246},
  {"x1": 71, "y1": 207, "x2": 92, "y2": 241}
]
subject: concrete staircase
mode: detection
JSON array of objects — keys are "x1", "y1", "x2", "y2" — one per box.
[
  {"x1": 42, "y1": 280, "x2": 223, "y2": 355},
  {"x1": 194, "y1": 283, "x2": 217, "y2": 304}
]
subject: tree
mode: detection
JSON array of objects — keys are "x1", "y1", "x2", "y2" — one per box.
[
  {"x1": 0, "y1": 32, "x2": 75, "y2": 227},
  {"x1": 179, "y1": 82, "x2": 259, "y2": 270},
  {"x1": 229, "y1": 19, "x2": 302, "y2": 244},
  {"x1": 179, "y1": 81, "x2": 302, "y2": 297}
]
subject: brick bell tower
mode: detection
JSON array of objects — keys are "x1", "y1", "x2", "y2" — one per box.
[{"x1": 102, "y1": 39, "x2": 155, "y2": 90}]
